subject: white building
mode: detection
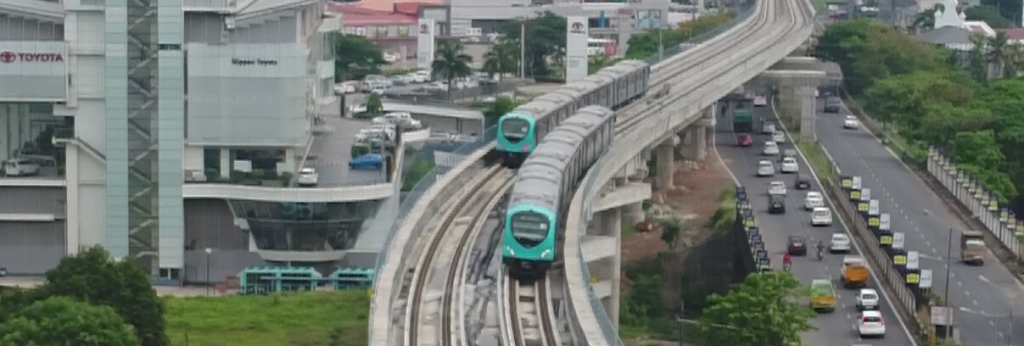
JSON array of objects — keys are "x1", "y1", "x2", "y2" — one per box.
[{"x1": 0, "y1": 0, "x2": 398, "y2": 282}]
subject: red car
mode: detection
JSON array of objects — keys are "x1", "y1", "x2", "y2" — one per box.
[{"x1": 737, "y1": 134, "x2": 753, "y2": 147}]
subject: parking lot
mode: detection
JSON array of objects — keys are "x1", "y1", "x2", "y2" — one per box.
[{"x1": 306, "y1": 100, "x2": 390, "y2": 187}]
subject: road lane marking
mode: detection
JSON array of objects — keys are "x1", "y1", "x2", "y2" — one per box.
[
  {"x1": 990, "y1": 320, "x2": 996, "y2": 326},
  {"x1": 958, "y1": 281, "x2": 963, "y2": 287},
  {"x1": 926, "y1": 240, "x2": 932, "y2": 247},
  {"x1": 965, "y1": 291, "x2": 971, "y2": 297},
  {"x1": 979, "y1": 275, "x2": 991, "y2": 283},
  {"x1": 973, "y1": 300, "x2": 978, "y2": 306}
]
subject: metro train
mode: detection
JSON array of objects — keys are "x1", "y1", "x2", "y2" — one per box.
[
  {"x1": 503, "y1": 105, "x2": 618, "y2": 277},
  {"x1": 496, "y1": 60, "x2": 650, "y2": 167}
]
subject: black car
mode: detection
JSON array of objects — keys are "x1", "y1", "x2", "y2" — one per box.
[
  {"x1": 794, "y1": 174, "x2": 811, "y2": 190},
  {"x1": 824, "y1": 96, "x2": 842, "y2": 113},
  {"x1": 787, "y1": 235, "x2": 808, "y2": 256},
  {"x1": 769, "y1": 195, "x2": 786, "y2": 214}
]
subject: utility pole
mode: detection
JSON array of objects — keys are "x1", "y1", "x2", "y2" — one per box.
[
  {"x1": 519, "y1": 20, "x2": 526, "y2": 78},
  {"x1": 944, "y1": 227, "x2": 954, "y2": 339},
  {"x1": 658, "y1": 28, "x2": 664, "y2": 61}
]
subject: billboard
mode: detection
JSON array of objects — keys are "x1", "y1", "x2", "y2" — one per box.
[
  {"x1": 417, "y1": 19, "x2": 436, "y2": 70},
  {"x1": 186, "y1": 43, "x2": 308, "y2": 146},
  {"x1": 565, "y1": 17, "x2": 589, "y2": 83},
  {"x1": 0, "y1": 41, "x2": 68, "y2": 102}
]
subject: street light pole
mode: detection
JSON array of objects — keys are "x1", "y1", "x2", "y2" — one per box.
[
  {"x1": 519, "y1": 20, "x2": 526, "y2": 78},
  {"x1": 204, "y1": 248, "x2": 212, "y2": 296},
  {"x1": 658, "y1": 28, "x2": 664, "y2": 61},
  {"x1": 944, "y1": 227, "x2": 954, "y2": 339}
]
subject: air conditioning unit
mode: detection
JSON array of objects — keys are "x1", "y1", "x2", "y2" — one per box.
[{"x1": 224, "y1": 17, "x2": 236, "y2": 30}]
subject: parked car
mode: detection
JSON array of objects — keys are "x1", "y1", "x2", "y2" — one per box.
[
  {"x1": 297, "y1": 167, "x2": 318, "y2": 186},
  {"x1": 787, "y1": 235, "x2": 808, "y2": 256},
  {"x1": 349, "y1": 154, "x2": 384, "y2": 170},
  {"x1": 3, "y1": 158, "x2": 40, "y2": 177},
  {"x1": 737, "y1": 133, "x2": 753, "y2": 147},
  {"x1": 783, "y1": 149, "x2": 797, "y2": 158},
  {"x1": 13, "y1": 148, "x2": 56, "y2": 167},
  {"x1": 373, "y1": 111, "x2": 423, "y2": 130}
]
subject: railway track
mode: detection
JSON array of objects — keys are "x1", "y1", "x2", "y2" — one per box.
[
  {"x1": 404, "y1": 164, "x2": 515, "y2": 346},
  {"x1": 504, "y1": 272, "x2": 559, "y2": 346}
]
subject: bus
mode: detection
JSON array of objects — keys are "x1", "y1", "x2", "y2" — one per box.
[{"x1": 587, "y1": 38, "x2": 617, "y2": 56}]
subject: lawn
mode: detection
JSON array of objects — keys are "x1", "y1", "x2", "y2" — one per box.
[{"x1": 164, "y1": 290, "x2": 370, "y2": 346}]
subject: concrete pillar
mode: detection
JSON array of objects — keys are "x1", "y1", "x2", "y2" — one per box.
[
  {"x1": 219, "y1": 148, "x2": 230, "y2": 179},
  {"x1": 795, "y1": 85, "x2": 817, "y2": 142},
  {"x1": 694, "y1": 126, "x2": 707, "y2": 161},
  {"x1": 654, "y1": 143, "x2": 674, "y2": 191},
  {"x1": 778, "y1": 85, "x2": 796, "y2": 115},
  {"x1": 66, "y1": 143, "x2": 80, "y2": 255},
  {"x1": 597, "y1": 207, "x2": 622, "y2": 329},
  {"x1": 622, "y1": 202, "x2": 644, "y2": 227}
]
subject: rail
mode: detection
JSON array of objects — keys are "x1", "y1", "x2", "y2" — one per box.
[
  {"x1": 562, "y1": 0, "x2": 816, "y2": 344},
  {"x1": 505, "y1": 273, "x2": 560, "y2": 346}
]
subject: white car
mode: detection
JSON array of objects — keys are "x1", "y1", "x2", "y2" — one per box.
[
  {"x1": 772, "y1": 131, "x2": 786, "y2": 143},
  {"x1": 762, "y1": 122, "x2": 776, "y2": 134},
  {"x1": 811, "y1": 207, "x2": 833, "y2": 226},
  {"x1": 780, "y1": 157, "x2": 799, "y2": 173},
  {"x1": 858, "y1": 310, "x2": 886, "y2": 338},
  {"x1": 763, "y1": 141, "x2": 780, "y2": 156},
  {"x1": 297, "y1": 167, "x2": 318, "y2": 186},
  {"x1": 768, "y1": 181, "x2": 788, "y2": 196},
  {"x1": 857, "y1": 288, "x2": 880, "y2": 310},
  {"x1": 3, "y1": 158, "x2": 40, "y2": 176},
  {"x1": 844, "y1": 115, "x2": 860, "y2": 129},
  {"x1": 757, "y1": 160, "x2": 775, "y2": 177},
  {"x1": 829, "y1": 233, "x2": 851, "y2": 253},
  {"x1": 333, "y1": 82, "x2": 356, "y2": 95},
  {"x1": 804, "y1": 191, "x2": 824, "y2": 210},
  {"x1": 373, "y1": 112, "x2": 423, "y2": 129}
]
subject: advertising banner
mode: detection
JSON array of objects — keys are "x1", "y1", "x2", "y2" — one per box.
[
  {"x1": 417, "y1": 19, "x2": 436, "y2": 70},
  {"x1": 565, "y1": 16, "x2": 589, "y2": 83},
  {"x1": 0, "y1": 41, "x2": 68, "y2": 101}
]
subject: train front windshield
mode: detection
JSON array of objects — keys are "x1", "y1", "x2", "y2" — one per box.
[
  {"x1": 501, "y1": 118, "x2": 530, "y2": 142},
  {"x1": 511, "y1": 211, "x2": 549, "y2": 247}
]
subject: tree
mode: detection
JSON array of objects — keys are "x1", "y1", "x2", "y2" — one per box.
[
  {"x1": 658, "y1": 218, "x2": 682, "y2": 250},
  {"x1": 483, "y1": 39, "x2": 519, "y2": 80},
  {"x1": 0, "y1": 297, "x2": 139, "y2": 346},
  {"x1": 987, "y1": 32, "x2": 1011, "y2": 79},
  {"x1": 330, "y1": 33, "x2": 387, "y2": 81},
  {"x1": 912, "y1": 8, "x2": 937, "y2": 31},
  {"x1": 625, "y1": 11, "x2": 736, "y2": 59},
  {"x1": 695, "y1": 272, "x2": 815, "y2": 346},
  {"x1": 588, "y1": 55, "x2": 619, "y2": 74},
  {"x1": 431, "y1": 39, "x2": 473, "y2": 103},
  {"x1": 482, "y1": 96, "x2": 521, "y2": 126},
  {"x1": 498, "y1": 12, "x2": 566, "y2": 78},
  {"x1": 979, "y1": 0, "x2": 1020, "y2": 26},
  {"x1": 40, "y1": 246, "x2": 168, "y2": 346},
  {"x1": 964, "y1": 5, "x2": 1014, "y2": 28},
  {"x1": 366, "y1": 93, "x2": 384, "y2": 115}
]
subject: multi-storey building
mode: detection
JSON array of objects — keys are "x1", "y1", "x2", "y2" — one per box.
[{"x1": 1, "y1": 0, "x2": 397, "y2": 283}]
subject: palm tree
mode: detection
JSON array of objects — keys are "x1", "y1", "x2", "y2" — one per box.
[
  {"x1": 912, "y1": 7, "x2": 939, "y2": 32},
  {"x1": 987, "y1": 31, "x2": 1011, "y2": 79},
  {"x1": 431, "y1": 39, "x2": 473, "y2": 103},
  {"x1": 482, "y1": 39, "x2": 518, "y2": 81}
]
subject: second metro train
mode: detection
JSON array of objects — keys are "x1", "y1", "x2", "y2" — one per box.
[
  {"x1": 503, "y1": 105, "x2": 618, "y2": 277},
  {"x1": 496, "y1": 60, "x2": 650, "y2": 167}
]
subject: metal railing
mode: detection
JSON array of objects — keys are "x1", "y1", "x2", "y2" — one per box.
[
  {"x1": 368, "y1": 125, "x2": 497, "y2": 343},
  {"x1": 926, "y1": 147, "x2": 1024, "y2": 259},
  {"x1": 383, "y1": 82, "x2": 519, "y2": 106}
]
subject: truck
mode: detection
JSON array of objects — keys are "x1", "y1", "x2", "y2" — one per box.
[
  {"x1": 810, "y1": 279, "x2": 837, "y2": 312},
  {"x1": 841, "y1": 256, "x2": 870, "y2": 288},
  {"x1": 733, "y1": 109, "x2": 753, "y2": 134},
  {"x1": 961, "y1": 230, "x2": 986, "y2": 265}
]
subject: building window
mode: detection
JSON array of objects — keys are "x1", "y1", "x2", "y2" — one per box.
[
  {"x1": 376, "y1": 26, "x2": 389, "y2": 37},
  {"x1": 398, "y1": 26, "x2": 410, "y2": 36},
  {"x1": 204, "y1": 149, "x2": 221, "y2": 173}
]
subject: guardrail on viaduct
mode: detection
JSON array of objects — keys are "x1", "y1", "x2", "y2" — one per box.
[{"x1": 562, "y1": 0, "x2": 815, "y2": 344}]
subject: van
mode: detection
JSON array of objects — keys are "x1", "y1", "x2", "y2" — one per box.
[{"x1": 4, "y1": 159, "x2": 41, "y2": 176}]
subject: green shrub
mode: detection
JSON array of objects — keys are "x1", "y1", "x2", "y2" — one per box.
[
  {"x1": 251, "y1": 169, "x2": 265, "y2": 179},
  {"x1": 351, "y1": 143, "x2": 371, "y2": 158},
  {"x1": 402, "y1": 156, "x2": 435, "y2": 192},
  {"x1": 279, "y1": 171, "x2": 294, "y2": 185},
  {"x1": 706, "y1": 187, "x2": 737, "y2": 232}
]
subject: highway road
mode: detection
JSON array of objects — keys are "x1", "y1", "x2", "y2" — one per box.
[
  {"x1": 715, "y1": 100, "x2": 915, "y2": 346},
  {"x1": 816, "y1": 98, "x2": 1024, "y2": 345}
]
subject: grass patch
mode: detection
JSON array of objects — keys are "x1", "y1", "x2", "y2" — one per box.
[
  {"x1": 622, "y1": 223, "x2": 638, "y2": 237},
  {"x1": 798, "y1": 141, "x2": 836, "y2": 183},
  {"x1": 706, "y1": 187, "x2": 738, "y2": 233},
  {"x1": 165, "y1": 291, "x2": 369, "y2": 346}
]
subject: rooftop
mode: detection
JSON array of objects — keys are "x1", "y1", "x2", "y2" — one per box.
[{"x1": 328, "y1": 0, "x2": 444, "y2": 13}]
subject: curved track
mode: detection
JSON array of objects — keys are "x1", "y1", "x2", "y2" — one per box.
[
  {"x1": 405, "y1": 165, "x2": 515, "y2": 346},
  {"x1": 504, "y1": 273, "x2": 559, "y2": 346}
]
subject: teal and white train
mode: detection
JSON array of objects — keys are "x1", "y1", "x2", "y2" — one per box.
[
  {"x1": 504, "y1": 105, "x2": 617, "y2": 277},
  {"x1": 497, "y1": 60, "x2": 650, "y2": 168}
]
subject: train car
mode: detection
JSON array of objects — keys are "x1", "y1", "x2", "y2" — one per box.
[
  {"x1": 504, "y1": 105, "x2": 618, "y2": 277},
  {"x1": 496, "y1": 59, "x2": 650, "y2": 167}
]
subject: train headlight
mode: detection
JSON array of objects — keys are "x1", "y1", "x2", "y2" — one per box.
[
  {"x1": 541, "y1": 249, "x2": 552, "y2": 259},
  {"x1": 505, "y1": 246, "x2": 516, "y2": 256}
]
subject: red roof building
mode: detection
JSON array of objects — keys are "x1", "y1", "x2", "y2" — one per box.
[{"x1": 327, "y1": 1, "x2": 443, "y2": 68}]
